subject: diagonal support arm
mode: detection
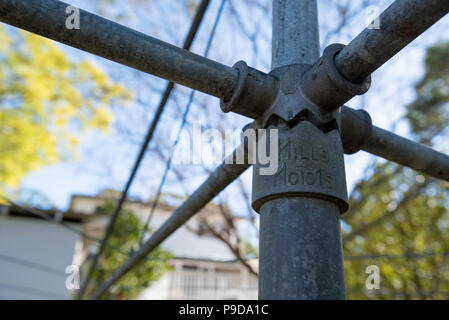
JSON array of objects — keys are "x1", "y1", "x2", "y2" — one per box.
[{"x1": 90, "y1": 143, "x2": 251, "y2": 299}]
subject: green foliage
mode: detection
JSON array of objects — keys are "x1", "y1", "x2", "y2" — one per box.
[
  {"x1": 85, "y1": 202, "x2": 172, "y2": 300},
  {"x1": 0, "y1": 27, "x2": 132, "y2": 197},
  {"x1": 240, "y1": 240, "x2": 259, "y2": 259},
  {"x1": 406, "y1": 42, "x2": 449, "y2": 145},
  {"x1": 344, "y1": 41, "x2": 449, "y2": 299}
]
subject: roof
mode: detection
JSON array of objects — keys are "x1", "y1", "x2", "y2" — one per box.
[
  {"x1": 0, "y1": 204, "x2": 97, "y2": 223},
  {"x1": 69, "y1": 191, "x2": 239, "y2": 261}
]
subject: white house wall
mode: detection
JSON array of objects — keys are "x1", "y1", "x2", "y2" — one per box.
[{"x1": 0, "y1": 215, "x2": 81, "y2": 299}]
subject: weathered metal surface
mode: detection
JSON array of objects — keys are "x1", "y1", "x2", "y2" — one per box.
[
  {"x1": 2, "y1": 0, "x2": 448, "y2": 120},
  {"x1": 341, "y1": 107, "x2": 449, "y2": 182},
  {"x1": 220, "y1": 61, "x2": 279, "y2": 119},
  {"x1": 300, "y1": 44, "x2": 371, "y2": 111},
  {"x1": 255, "y1": 119, "x2": 347, "y2": 300},
  {"x1": 221, "y1": 61, "x2": 344, "y2": 127},
  {"x1": 253, "y1": 121, "x2": 348, "y2": 213},
  {"x1": 0, "y1": 0, "x2": 238, "y2": 101},
  {"x1": 335, "y1": 0, "x2": 449, "y2": 83},
  {"x1": 90, "y1": 144, "x2": 251, "y2": 299},
  {"x1": 259, "y1": 197, "x2": 346, "y2": 299},
  {"x1": 223, "y1": 0, "x2": 449, "y2": 119},
  {"x1": 260, "y1": 64, "x2": 339, "y2": 127},
  {"x1": 272, "y1": 0, "x2": 320, "y2": 68},
  {"x1": 364, "y1": 125, "x2": 449, "y2": 182},
  {"x1": 256, "y1": 0, "x2": 347, "y2": 300},
  {"x1": 340, "y1": 106, "x2": 372, "y2": 154}
]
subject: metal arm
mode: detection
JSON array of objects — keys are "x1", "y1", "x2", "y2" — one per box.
[
  {"x1": 0, "y1": 0, "x2": 238, "y2": 101},
  {"x1": 1, "y1": 0, "x2": 448, "y2": 119},
  {"x1": 341, "y1": 107, "x2": 449, "y2": 182},
  {"x1": 335, "y1": 0, "x2": 449, "y2": 83},
  {"x1": 300, "y1": 0, "x2": 449, "y2": 111},
  {"x1": 364, "y1": 126, "x2": 449, "y2": 181}
]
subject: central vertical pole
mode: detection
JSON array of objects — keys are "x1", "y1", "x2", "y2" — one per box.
[
  {"x1": 271, "y1": 0, "x2": 320, "y2": 67},
  {"x1": 257, "y1": 0, "x2": 346, "y2": 299}
]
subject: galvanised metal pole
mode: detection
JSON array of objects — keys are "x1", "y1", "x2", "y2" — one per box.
[
  {"x1": 0, "y1": 0, "x2": 238, "y2": 101},
  {"x1": 335, "y1": 0, "x2": 449, "y2": 83},
  {"x1": 256, "y1": 0, "x2": 346, "y2": 300},
  {"x1": 340, "y1": 107, "x2": 449, "y2": 182},
  {"x1": 363, "y1": 127, "x2": 449, "y2": 181}
]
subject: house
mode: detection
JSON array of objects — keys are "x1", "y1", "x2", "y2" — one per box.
[
  {"x1": 0, "y1": 190, "x2": 258, "y2": 300},
  {"x1": 0, "y1": 203, "x2": 98, "y2": 299},
  {"x1": 70, "y1": 190, "x2": 258, "y2": 300}
]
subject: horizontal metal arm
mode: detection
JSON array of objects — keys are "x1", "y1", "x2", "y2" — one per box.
[
  {"x1": 341, "y1": 107, "x2": 449, "y2": 182},
  {"x1": 363, "y1": 126, "x2": 449, "y2": 182},
  {"x1": 90, "y1": 146, "x2": 251, "y2": 299},
  {"x1": 0, "y1": 0, "x2": 239, "y2": 100},
  {"x1": 335, "y1": 0, "x2": 449, "y2": 83}
]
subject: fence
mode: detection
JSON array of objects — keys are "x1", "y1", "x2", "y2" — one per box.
[{"x1": 169, "y1": 269, "x2": 258, "y2": 300}]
